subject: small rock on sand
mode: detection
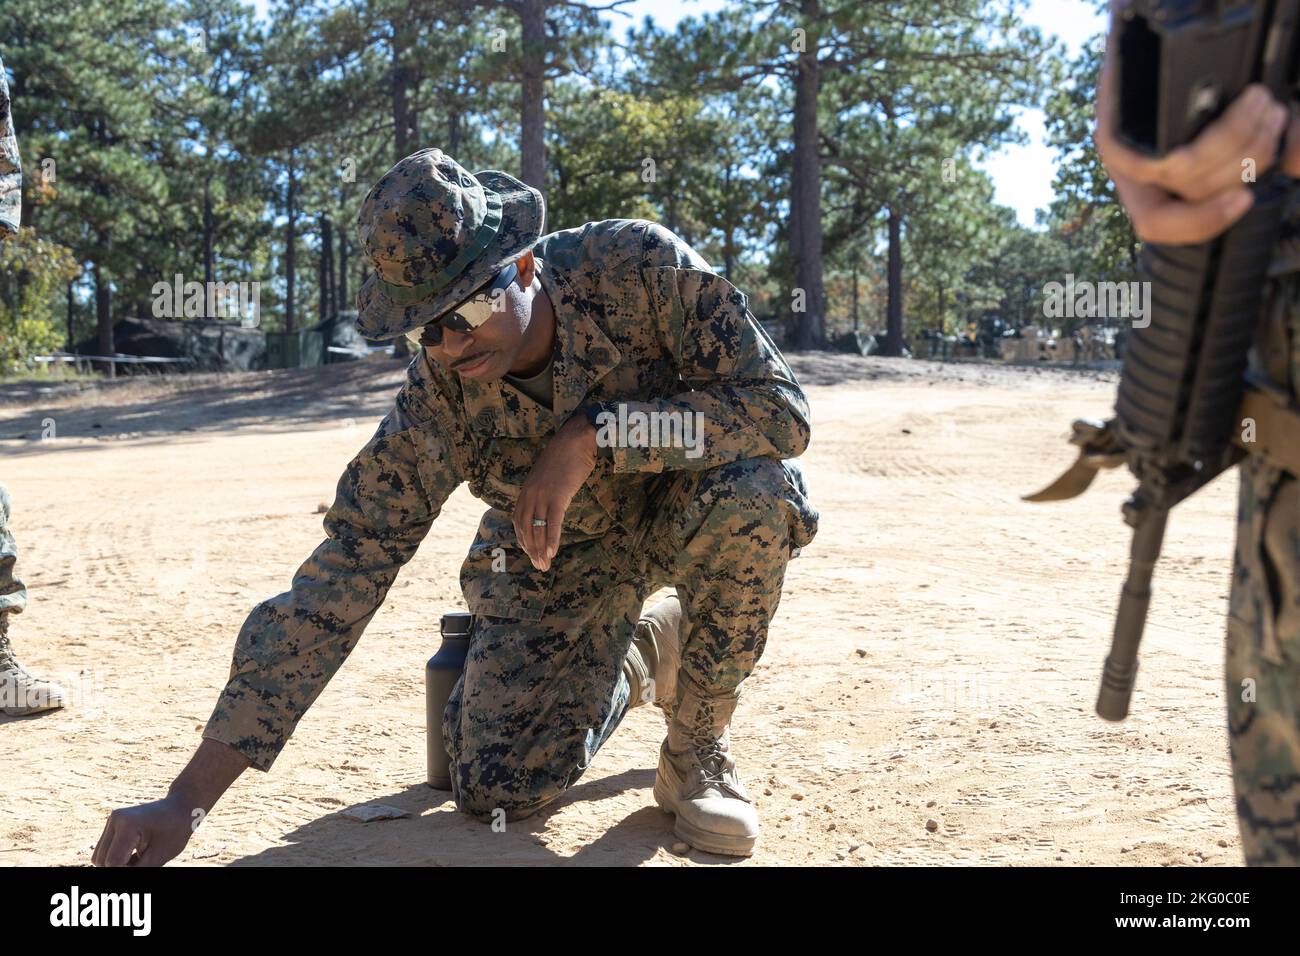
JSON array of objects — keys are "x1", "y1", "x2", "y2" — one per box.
[{"x1": 341, "y1": 803, "x2": 410, "y2": 822}]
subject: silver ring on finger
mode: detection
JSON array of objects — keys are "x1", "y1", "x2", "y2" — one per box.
[{"x1": 531, "y1": 518, "x2": 548, "y2": 527}]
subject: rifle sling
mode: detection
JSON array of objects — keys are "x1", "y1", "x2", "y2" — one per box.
[{"x1": 1234, "y1": 385, "x2": 1300, "y2": 478}]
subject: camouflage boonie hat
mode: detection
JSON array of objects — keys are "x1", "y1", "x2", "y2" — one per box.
[{"x1": 355, "y1": 148, "x2": 545, "y2": 340}]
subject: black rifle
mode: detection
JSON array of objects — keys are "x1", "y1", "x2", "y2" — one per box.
[{"x1": 1027, "y1": 0, "x2": 1300, "y2": 721}]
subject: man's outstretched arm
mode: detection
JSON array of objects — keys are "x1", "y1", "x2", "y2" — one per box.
[
  {"x1": 201, "y1": 402, "x2": 453, "y2": 771},
  {"x1": 93, "y1": 737, "x2": 251, "y2": 867},
  {"x1": 94, "y1": 382, "x2": 462, "y2": 865}
]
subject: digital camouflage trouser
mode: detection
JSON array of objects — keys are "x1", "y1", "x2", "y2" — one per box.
[
  {"x1": 0, "y1": 485, "x2": 27, "y2": 616},
  {"x1": 1224, "y1": 263, "x2": 1300, "y2": 865},
  {"x1": 441, "y1": 456, "x2": 816, "y2": 821},
  {"x1": 1226, "y1": 456, "x2": 1300, "y2": 865}
]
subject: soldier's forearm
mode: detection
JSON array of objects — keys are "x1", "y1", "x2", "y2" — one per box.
[
  {"x1": 600, "y1": 389, "x2": 810, "y2": 472},
  {"x1": 166, "y1": 737, "x2": 251, "y2": 815}
]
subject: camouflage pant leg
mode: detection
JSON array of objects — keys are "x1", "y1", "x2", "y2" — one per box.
[
  {"x1": 1226, "y1": 456, "x2": 1300, "y2": 865},
  {"x1": 444, "y1": 531, "x2": 651, "y2": 822},
  {"x1": 441, "y1": 457, "x2": 813, "y2": 822},
  {"x1": 642, "y1": 456, "x2": 811, "y2": 693},
  {"x1": 0, "y1": 485, "x2": 26, "y2": 616}
]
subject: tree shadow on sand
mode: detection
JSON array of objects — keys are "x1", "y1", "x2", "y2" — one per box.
[{"x1": 0, "y1": 358, "x2": 409, "y2": 455}]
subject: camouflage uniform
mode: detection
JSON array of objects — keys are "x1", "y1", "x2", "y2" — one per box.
[
  {"x1": 0, "y1": 484, "x2": 65, "y2": 715},
  {"x1": 202, "y1": 211, "x2": 818, "y2": 820},
  {"x1": 0, "y1": 53, "x2": 20, "y2": 239},
  {"x1": 1225, "y1": 248, "x2": 1300, "y2": 865},
  {"x1": 0, "y1": 64, "x2": 59, "y2": 716},
  {"x1": 0, "y1": 486, "x2": 27, "y2": 617}
]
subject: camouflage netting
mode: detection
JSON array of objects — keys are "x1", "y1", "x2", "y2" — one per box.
[
  {"x1": 832, "y1": 329, "x2": 879, "y2": 356},
  {"x1": 74, "y1": 317, "x2": 267, "y2": 372},
  {"x1": 319, "y1": 310, "x2": 370, "y2": 359}
]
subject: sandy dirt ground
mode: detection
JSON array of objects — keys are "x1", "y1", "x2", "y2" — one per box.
[{"x1": 0, "y1": 354, "x2": 1244, "y2": 866}]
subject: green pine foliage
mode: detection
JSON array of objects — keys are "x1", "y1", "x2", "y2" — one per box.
[{"x1": 0, "y1": 0, "x2": 1123, "y2": 371}]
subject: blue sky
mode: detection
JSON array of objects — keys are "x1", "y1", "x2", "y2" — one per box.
[{"x1": 987, "y1": 1, "x2": 1108, "y2": 225}]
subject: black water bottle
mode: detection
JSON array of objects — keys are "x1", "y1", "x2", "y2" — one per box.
[{"x1": 426, "y1": 611, "x2": 472, "y2": 790}]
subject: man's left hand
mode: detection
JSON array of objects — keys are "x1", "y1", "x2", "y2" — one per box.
[{"x1": 513, "y1": 415, "x2": 598, "y2": 570}]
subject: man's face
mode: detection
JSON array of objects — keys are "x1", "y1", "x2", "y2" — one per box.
[{"x1": 418, "y1": 253, "x2": 534, "y2": 382}]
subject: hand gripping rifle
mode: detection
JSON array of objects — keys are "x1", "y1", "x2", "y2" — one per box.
[{"x1": 1026, "y1": 0, "x2": 1300, "y2": 721}]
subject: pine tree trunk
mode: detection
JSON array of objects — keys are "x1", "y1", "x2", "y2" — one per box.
[
  {"x1": 791, "y1": 0, "x2": 825, "y2": 350},
  {"x1": 338, "y1": 233, "x2": 349, "y2": 311},
  {"x1": 886, "y1": 204, "x2": 903, "y2": 356},
  {"x1": 203, "y1": 176, "x2": 214, "y2": 287},
  {"x1": 852, "y1": 268, "x2": 859, "y2": 331},
  {"x1": 722, "y1": 164, "x2": 735, "y2": 279},
  {"x1": 318, "y1": 212, "x2": 328, "y2": 324},
  {"x1": 285, "y1": 152, "x2": 297, "y2": 334},
  {"x1": 327, "y1": 216, "x2": 336, "y2": 318},
  {"x1": 91, "y1": 116, "x2": 114, "y2": 367},
  {"x1": 93, "y1": 259, "x2": 113, "y2": 368},
  {"x1": 519, "y1": 0, "x2": 547, "y2": 193}
]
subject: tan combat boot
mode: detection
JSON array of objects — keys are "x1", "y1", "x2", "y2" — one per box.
[
  {"x1": 653, "y1": 672, "x2": 758, "y2": 856},
  {"x1": 622, "y1": 594, "x2": 683, "y2": 716},
  {"x1": 0, "y1": 612, "x2": 66, "y2": 716}
]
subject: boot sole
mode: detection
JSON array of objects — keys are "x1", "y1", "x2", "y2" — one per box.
[
  {"x1": 653, "y1": 778, "x2": 757, "y2": 857},
  {"x1": 2, "y1": 706, "x2": 63, "y2": 716}
]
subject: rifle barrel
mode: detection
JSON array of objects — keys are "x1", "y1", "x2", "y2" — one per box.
[{"x1": 1097, "y1": 506, "x2": 1169, "y2": 721}]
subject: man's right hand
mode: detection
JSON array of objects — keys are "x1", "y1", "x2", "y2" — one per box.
[
  {"x1": 92, "y1": 794, "x2": 202, "y2": 867},
  {"x1": 94, "y1": 736, "x2": 250, "y2": 866},
  {"x1": 1095, "y1": 36, "x2": 1300, "y2": 245}
]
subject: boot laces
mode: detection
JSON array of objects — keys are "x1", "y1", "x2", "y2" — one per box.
[
  {"x1": 689, "y1": 698, "x2": 734, "y2": 789},
  {"x1": 695, "y1": 739, "x2": 731, "y2": 787},
  {"x1": 0, "y1": 627, "x2": 34, "y2": 681}
]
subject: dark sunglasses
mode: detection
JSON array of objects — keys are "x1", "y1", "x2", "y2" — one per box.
[{"x1": 408, "y1": 261, "x2": 520, "y2": 348}]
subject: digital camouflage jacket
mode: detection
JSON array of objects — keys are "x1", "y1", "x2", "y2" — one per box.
[{"x1": 203, "y1": 218, "x2": 818, "y2": 770}]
